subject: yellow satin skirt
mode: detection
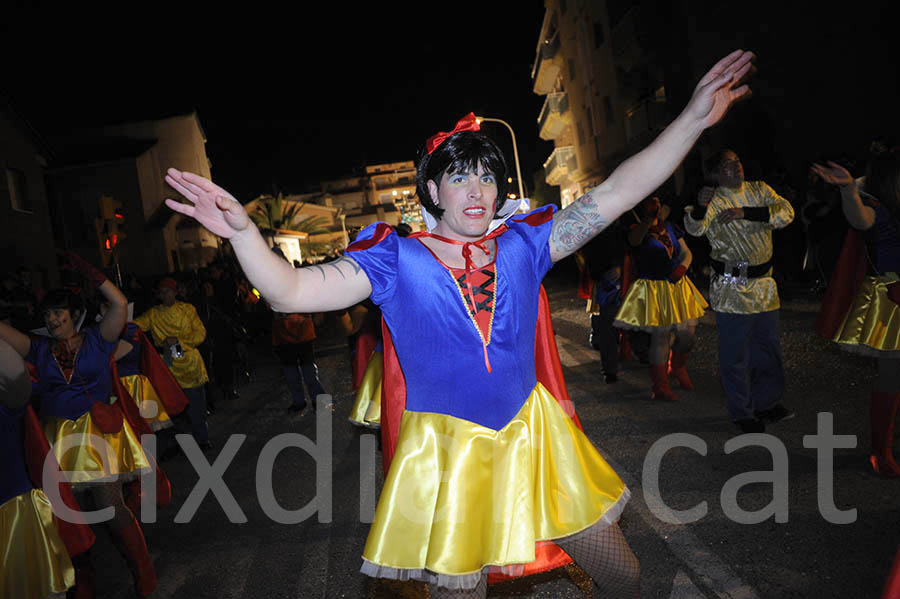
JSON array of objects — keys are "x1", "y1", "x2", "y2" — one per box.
[
  {"x1": 614, "y1": 276, "x2": 708, "y2": 331},
  {"x1": 361, "y1": 383, "x2": 629, "y2": 587},
  {"x1": 120, "y1": 373, "x2": 173, "y2": 431},
  {"x1": 44, "y1": 410, "x2": 152, "y2": 487},
  {"x1": 349, "y1": 352, "x2": 383, "y2": 428},
  {"x1": 0, "y1": 489, "x2": 74, "y2": 598},
  {"x1": 834, "y1": 273, "x2": 900, "y2": 357}
]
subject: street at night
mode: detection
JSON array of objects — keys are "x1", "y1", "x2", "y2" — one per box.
[
  {"x1": 74, "y1": 272, "x2": 894, "y2": 599},
  {"x1": 2, "y1": 3, "x2": 898, "y2": 599}
]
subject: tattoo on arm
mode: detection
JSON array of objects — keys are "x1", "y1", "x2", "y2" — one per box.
[
  {"x1": 550, "y1": 195, "x2": 608, "y2": 256},
  {"x1": 325, "y1": 257, "x2": 362, "y2": 280},
  {"x1": 306, "y1": 257, "x2": 363, "y2": 282}
]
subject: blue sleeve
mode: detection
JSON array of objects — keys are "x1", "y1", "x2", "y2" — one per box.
[
  {"x1": 345, "y1": 222, "x2": 399, "y2": 305},
  {"x1": 506, "y1": 205, "x2": 557, "y2": 280},
  {"x1": 86, "y1": 326, "x2": 116, "y2": 357}
]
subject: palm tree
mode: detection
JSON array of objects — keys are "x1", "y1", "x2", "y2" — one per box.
[
  {"x1": 249, "y1": 193, "x2": 300, "y2": 230},
  {"x1": 250, "y1": 193, "x2": 336, "y2": 257}
]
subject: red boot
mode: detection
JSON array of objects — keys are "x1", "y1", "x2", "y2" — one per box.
[
  {"x1": 669, "y1": 352, "x2": 694, "y2": 390},
  {"x1": 111, "y1": 519, "x2": 157, "y2": 597},
  {"x1": 650, "y1": 364, "x2": 678, "y2": 401},
  {"x1": 870, "y1": 391, "x2": 900, "y2": 478}
]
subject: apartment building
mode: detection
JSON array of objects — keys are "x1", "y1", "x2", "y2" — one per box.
[{"x1": 533, "y1": 0, "x2": 673, "y2": 207}]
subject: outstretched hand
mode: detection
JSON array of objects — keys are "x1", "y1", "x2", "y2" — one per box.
[
  {"x1": 810, "y1": 162, "x2": 854, "y2": 187},
  {"x1": 684, "y1": 50, "x2": 755, "y2": 129},
  {"x1": 164, "y1": 169, "x2": 251, "y2": 239}
]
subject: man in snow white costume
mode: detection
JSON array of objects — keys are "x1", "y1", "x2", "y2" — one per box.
[{"x1": 162, "y1": 50, "x2": 755, "y2": 598}]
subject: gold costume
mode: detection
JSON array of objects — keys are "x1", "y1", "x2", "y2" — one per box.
[
  {"x1": 684, "y1": 181, "x2": 794, "y2": 313},
  {"x1": 360, "y1": 383, "x2": 629, "y2": 586},
  {"x1": 134, "y1": 301, "x2": 209, "y2": 389},
  {"x1": 614, "y1": 277, "x2": 708, "y2": 331},
  {"x1": 348, "y1": 352, "x2": 383, "y2": 428},
  {"x1": 120, "y1": 373, "x2": 173, "y2": 431},
  {"x1": 0, "y1": 489, "x2": 74, "y2": 599},
  {"x1": 44, "y1": 411, "x2": 152, "y2": 486},
  {"x1": 833, "y1": 272, "x2": 900, "y2": 356}
]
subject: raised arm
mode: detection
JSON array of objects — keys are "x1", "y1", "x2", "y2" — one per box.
[
  {"x1": 164, "y1": 169, "x2": 372, "y2": 312},
  {"x1": 810, "y1": 161, "x2": 876, "y2": 231},
  {"x1": 59, "y1": 251, "x2": 127, "y2": 343},
  {"x1": 0, "y1": 320, "x2": 30, "y2": 359},
  {"x1": 548, "y1": 50, "x2": 755, "y2": 262},
  {"x1": 0, "y1": 338, "x2": 31, "y2": 409}
]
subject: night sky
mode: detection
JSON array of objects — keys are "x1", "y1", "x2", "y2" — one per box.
[
  {"x1": 2, "y1": 4, "x2": 897, "y2": 204},
  {"x1": 2, "y1": 4, "x2": 552, "y2": 202}
]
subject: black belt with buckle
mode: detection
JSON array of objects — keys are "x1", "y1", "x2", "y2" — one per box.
[{"x1": 710, "y1": 259, "x2": 772, "y2": 279}]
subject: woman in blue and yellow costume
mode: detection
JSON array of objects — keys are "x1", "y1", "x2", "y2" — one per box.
[
  {"x1": 162, "y1": 49, "x2": 755, "y2": 598},
  {"x1": 614, "y1": 196, "x2": 708, "y2": 401},
  {"x1": 1, "y1": 337, "x2": 98, "y2": 599},
  {"x1": 813, "y1": 150, "x2": 900, "y2": 479},
  {"x1": 0, "y1": 251, "x2": 158, "y2": 598}
]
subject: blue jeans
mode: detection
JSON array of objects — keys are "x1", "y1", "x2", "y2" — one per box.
[
  {"x1": 714, "y1": 310, "x2": 785, "y2": 421},
  {"x1": 182, "y1": 385, "x2": 210, "y2": 443}
]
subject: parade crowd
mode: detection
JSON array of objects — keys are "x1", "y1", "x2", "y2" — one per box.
[{"x1": 1, "y1": 49, "x2": 898, "y2": 599}]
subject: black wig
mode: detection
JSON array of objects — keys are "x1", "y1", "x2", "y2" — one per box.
[{"x1": 415, "y1": 131, "x2": 509, "y2": 220}]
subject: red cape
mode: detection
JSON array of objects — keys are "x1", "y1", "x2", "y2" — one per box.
[
  {"x1": 125, "y1": 325, "x2": 189, "y2": 417},
  {"x1": 110, "y1": 325, "x2": 186, "y2": 508},
  {"x1": 815, "y1": 228, "x2": 868, "y2": 339},
  {"x1": 884, "y1": 545, "x2": 900, "y2": 598},
  {"x1": 352, "y1": 313, "x2": 380, "y2": 391},
  {"x1": 379, "y1": 284, "x2": 581, "y2": 582}
]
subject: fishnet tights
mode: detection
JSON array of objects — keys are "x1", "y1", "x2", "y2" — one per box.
[
  {"x1": 91, "y1": 481, "x2": 137, "y2": 531},
  {"x1": 555, "y1": 522, "x2": 641, "y2": 598},
  {"x1": 428, "y1": 523, "x2": 639, "y2": 598},
  {"x1": 428, "y1": 572, "x2": 488, "y2": 599}
]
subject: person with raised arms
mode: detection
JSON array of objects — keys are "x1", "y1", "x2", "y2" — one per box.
[{"x1": 164, "y1": 50, "x2": 754, "y2": 598}]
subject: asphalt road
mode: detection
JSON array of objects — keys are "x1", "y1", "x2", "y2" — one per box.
[{"x1": 85, "y1": 271, "x2": 897, "y2": 598}]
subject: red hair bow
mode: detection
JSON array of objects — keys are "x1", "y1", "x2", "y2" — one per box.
[{"x1": 425, "y1": 112, "x2": 480, "y2": 154}]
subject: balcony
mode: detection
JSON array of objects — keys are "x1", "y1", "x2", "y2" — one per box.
[
  {"x1": 538, "y1": 92, "x2": 571, "y2": 140},
  {"x1": 532, "y1": 31, "x2": 561, "y2": 95},
  {"x1": 543, "y1": 146, "x2": 577, "y2": 186}
]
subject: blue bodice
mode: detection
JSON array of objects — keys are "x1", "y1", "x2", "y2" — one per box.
[
  {"x1": 27, "y1": 327, "x2": 116, "y2": 421},
  {"x1": 347, "y1": 206, "x2": 556, "y2": 430}
]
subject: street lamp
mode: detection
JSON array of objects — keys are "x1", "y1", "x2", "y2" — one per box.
[{"x1": 474, "y1": 116, "x2": 525, "y2": 204}]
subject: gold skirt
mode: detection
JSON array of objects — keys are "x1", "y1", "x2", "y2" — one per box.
[
  {"x1": 348, "y1": 352, "x2": 383, "y2": 428},
  {"x1": 0, "y1": 488, "x2": 74, "y2": 598},
  {"x1": 834, "y1": 273, "x2": 900, "y2": 357},
  {"x1": 44, "y1": 410, "x2": 152, "y2": 487},
  {"x1": 360, "y1": 383, "x2": 629, "y2": 588},
  {"x1": 614, "y1": 276, "x2": 708, "y2": 332},
  {"x1": 120, "y1": 373, "x2": 173, "y2": 431}
]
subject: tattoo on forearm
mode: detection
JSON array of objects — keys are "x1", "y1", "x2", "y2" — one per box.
[{"x1": 550, "y1": 195, "x2": 608, "y2": 255}]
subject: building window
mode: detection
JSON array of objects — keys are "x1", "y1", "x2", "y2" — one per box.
[
  {"x1": 6, "y1": 168, "x2": 32, "y2": 213},
  {"x1": 603, "y1": 96, "x2": 614, "y2": 125},
  {"x1": 568, "y1": 59, "x2": 576, "y2": 81},
  {"x1": 577, "y1": 121, "x2": 585, "y2": 147},
  {"x1": 594, "y1": 20, "x2": 605, "y2": 47}
]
